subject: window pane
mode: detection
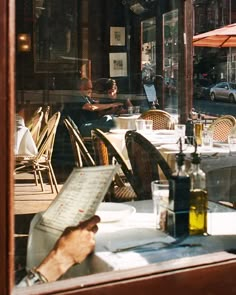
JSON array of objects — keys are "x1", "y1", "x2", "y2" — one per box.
[{"x1": 14, "y1": 0, "x2": 236, "y2": 291}]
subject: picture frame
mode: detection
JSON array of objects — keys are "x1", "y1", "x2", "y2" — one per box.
[
  {"x1": 109, "y1": 52, "x2": 127, "y2": 77},
  {"x1": 110, "y1": 27, "x2": 126, "y2": 46},
  {"x1": 33, "y1": 0, "x2": 79, "y2": 73}
]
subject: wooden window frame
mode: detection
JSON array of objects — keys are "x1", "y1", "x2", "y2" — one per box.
[{"x1": 0, "y1": 0, "x2": 236, "y2": 294}]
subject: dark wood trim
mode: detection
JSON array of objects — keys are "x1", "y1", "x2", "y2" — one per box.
[
  {"x1": 0, "y1": 0, "x2": 15, "y2": 295},
  {"x1": 184, "y1": 0, "x2": 194, "y2": 118},
  {"x1": 14, "y1": 252, "x2": 236, "y2": 295},
  {"x1": 1, "y1": 1, "x2": 236, "y2": 294}
]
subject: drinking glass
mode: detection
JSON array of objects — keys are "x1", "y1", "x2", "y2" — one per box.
[
  {"x1": 128, "y1": 106, "x2": 134, "y2": 114},
  {"x1": 228, "y1": 134, "x2": 236, "y2": 155},
  {"x1": 144, "y1": 120, "x2": 153, "y2": 133},
  {"x1": 201, "y1": 128, "x2": 213, "y2": 150},
  {"x1": 135, "y1": 119, "x2": 146, "y2": 131},
  {"x1": 151, "y1": 180, "x2": 169, "y2": 229},
  {"x1": 134, "y1": 106, "x2": 140, "y2": 114},
  {"x1": 174, "y1": 124, "x2": 186, "y2": 145}
]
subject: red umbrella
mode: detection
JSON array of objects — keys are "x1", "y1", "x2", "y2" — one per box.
[{"x1": 193, "y1": 23, "x2": 236, "y2": 47}]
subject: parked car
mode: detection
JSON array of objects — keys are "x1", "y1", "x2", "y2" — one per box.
[
  {"x1": 193, "y1": 79, "x2": 214, "y2": 99},
  {"x1": 210, "y1": 81, "x2": 236, "y2": 103}
]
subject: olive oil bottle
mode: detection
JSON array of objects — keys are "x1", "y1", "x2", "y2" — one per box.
[{"x1": 189, "y1": 149, "x2": 208, "y2": 235}]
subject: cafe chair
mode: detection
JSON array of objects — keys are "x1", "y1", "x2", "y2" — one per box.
[
  {"x1": 125, "y1": 130, "x2": 172, "y2": 200},
  {"x1": 15, "y1": 112, "x2": 61, "y2": 194},
  {"x1": 29, "y1": 111, "x2": 44, "y2": 144},
  {"x1": 91, "y1": 128, "x2": 137, "y2": 202},
  {"x1": 25, "y1": 106, "x2": 42, "y2": 128},
  {"x1": 139, "y1": 109, "x2": 174, "y2": 130},
  {"x1": 208, "y1": 115, "x2": 236, "y2": 142},
  {"x1": 64, "y1": 117, "x2": 95, "y2": 167}
]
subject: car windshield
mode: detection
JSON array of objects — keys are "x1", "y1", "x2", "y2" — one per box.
[{"x1": 229, "y1": 83, "x2": 236, "y2": 89}]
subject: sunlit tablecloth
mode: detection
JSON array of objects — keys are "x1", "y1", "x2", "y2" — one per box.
[
  {"x1": 26, "y1": 200, "x2": 236, "y2": 279},
  {"x1": 15, "y1": 126, "x2": 38, "y2": 156},
  {"x1": 114, "y1": 114, "x2": 140, "y2": 129},
  {"x1": 106, "y1": 130, "x2": 236, "y2": 202}
]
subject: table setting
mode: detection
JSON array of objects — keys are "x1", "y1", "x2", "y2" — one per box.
[
  {"x1": 106, "y1": 123, "x2": 236, "y2": 204},
  {"x1": 26, "y1": 199, "x2": 236, "y2": 280},
  {"x1": 14, "y1": 124, "x2": 38, "y2": 156}
]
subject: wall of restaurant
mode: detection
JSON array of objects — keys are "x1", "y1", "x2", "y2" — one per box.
[{"x1": 15, "y1": 0, "x2": 172, "y2": 105}]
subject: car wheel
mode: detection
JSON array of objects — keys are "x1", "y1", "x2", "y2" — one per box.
[
  {"x1": 210, "y1": 92, "x2": 215, "y2": 101},
  {"x1": 229, "y1": 94, "x2": 236, "y2": 103}
]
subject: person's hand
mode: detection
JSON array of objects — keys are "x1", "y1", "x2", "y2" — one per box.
[{"x1": 36, "y1": 215, "x2": 100, "y2": 282}]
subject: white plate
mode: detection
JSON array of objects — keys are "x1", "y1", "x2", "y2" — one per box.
[
  {"x1": 110, "y1": 129, "x2": 129, "y2": 134},
  {"x1": 96, "y1": 202, "x2": 136, "y2": 223}
]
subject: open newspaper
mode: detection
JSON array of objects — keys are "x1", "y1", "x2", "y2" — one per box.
[{"x1": 35, "y1": 165, "x2": 119, "y2": 236}]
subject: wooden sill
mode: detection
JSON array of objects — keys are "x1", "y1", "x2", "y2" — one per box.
[{"x1": 13, "y1": 251, "x2": 236, "y2": 295}]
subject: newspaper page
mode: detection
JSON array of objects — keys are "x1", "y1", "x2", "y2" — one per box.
[{"x1": 35, "y1": 165, "x2": 119, "y2": 236}]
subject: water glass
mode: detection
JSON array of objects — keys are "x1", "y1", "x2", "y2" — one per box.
[
  {"x1": 134, "y1": 106, "x2": 140, "y2": 114},
  {"x1": 151, "y1": 180, "x2": 169, "y2": 229},
  {"x1": 135, "y1": 119, "x2": 146, "y2": 131},
  {"x1": 144, "y1": 120, "x2": 153, "y2": 133},
  {"x1": 174, "y1": 124, "x2": 186, "y2": 144},
  {"x1": 228, "y1": 134, "x2": 236, "y2": 155},
  {"x1": 201, "y1": 128, "x2": 213, "y2": 149},
  {"x1": 128, "y1": 106, "x2": 134, "y2": 114}
]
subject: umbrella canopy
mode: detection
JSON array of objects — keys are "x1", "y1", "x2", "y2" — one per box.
[{"x1": 193, "y1": 23, "x2": 236, "y2": 47}]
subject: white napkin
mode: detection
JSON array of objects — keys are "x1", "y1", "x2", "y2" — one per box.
[{"x1": 99, "y1": 228, "x2": 175, "y2": 253}]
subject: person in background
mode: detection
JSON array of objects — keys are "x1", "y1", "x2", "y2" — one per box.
[
  {"x1": 93, "y1": 78, "x2": 133, "y2": 113},
  {"x1": 17, "y1": 215, "x2": 100, "y2": 287},
  {"x1": 62, "y1": 77, "x2": 124, "y2": 137}
]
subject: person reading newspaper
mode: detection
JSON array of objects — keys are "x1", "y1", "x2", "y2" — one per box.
[{"x1": 18, "y1": 215, "x2": 100, "y2": 287}]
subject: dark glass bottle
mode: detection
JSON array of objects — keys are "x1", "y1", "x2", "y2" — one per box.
[
  {"x1": 189, "y1": 151, "x2": 208, "y2": 235},
  {"x1": 185, "y1": 113, "x2": 194, "y2": 144},
  {"x1": 168, "y1": 140, "x2": 190, "y2": 212}
]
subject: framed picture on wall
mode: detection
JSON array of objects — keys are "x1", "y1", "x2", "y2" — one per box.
[
  {"x1": 110, "y1": 27, "x2": 126, "y2": 46},
  {"x1": 109, "y1": 52, "x2": 127, "y2": 77}
]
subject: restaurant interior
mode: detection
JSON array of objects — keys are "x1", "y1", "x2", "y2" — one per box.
[{"x1": 1, "y1": 0, "x2": 236, "y2": 294}]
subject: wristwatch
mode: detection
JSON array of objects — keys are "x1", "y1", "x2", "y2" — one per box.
[{"x1": 25, "y1": 268, "x2": 48, "y2": 286}]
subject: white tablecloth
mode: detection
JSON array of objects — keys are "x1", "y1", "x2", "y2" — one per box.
[
  {"x1": 114, "y1": 114, "x2": 140, "y2": 129},
  {"x1": 26, "y1": 200, "x2": 236, "y2": 279},
  {"x1": 106, "y1": 130, "x2": 236, "y2": 202},
  {"x1": 15, "y1": 126, "x2": 38, "y2": 156}
]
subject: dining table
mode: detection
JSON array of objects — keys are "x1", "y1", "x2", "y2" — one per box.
[
  {"x1": 26, "y1": 199, "x2": 236, "y2": 280},
  {"x1": 113, "y1": 114, "x2": 141, "y2": 130},
  {"x1": 106, "y1": 128, "x2": 236, "y2": 203},
  {"x1": 14, "y1": 115, "x2": 38, "y2": 156}
]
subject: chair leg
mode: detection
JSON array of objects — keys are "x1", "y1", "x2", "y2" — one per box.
[
  {"x1": 47, "y1": 167, "x2": 55, "y2": 194},
  {"x1": 33, "y1": 171, "x2": 39, "y2": 186},
  {"x1": 35, "y1": 165, "x2": 45, "y2": 192},
  {"x1": 48, "y1": 162, "x2": 59, "y2": 194}
]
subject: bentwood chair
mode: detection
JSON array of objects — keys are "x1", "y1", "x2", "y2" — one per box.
[
  {"x1": 25, "y1": 107, "x2": 42, "y2": 129},
  {"x1": 139, "y1": 109, "x2": 174, "y2": 130},
  {"x1": 29, "y1": 111, "x2": 44, "y2": 144},
  {"x1": 15, "y1": 112, "x2": 61, "y2": 194},
  {"x1": 208, "y1": 115, "x2": 236, "y2": 142},
  {"x1": 64, "y1": 117, "x2": 95, "y2": 167},
  {"x1": 125, "y1": 130, "x2": 172, "y2": 200},
  {"x1": 91, "y1": 128, "x2": 137, "y2": 202}
]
